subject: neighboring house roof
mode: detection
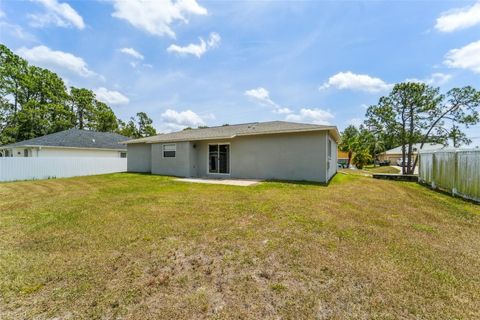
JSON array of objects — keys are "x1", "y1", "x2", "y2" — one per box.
[
  {"x1": 0, "y1": 129, "x2": 129, "y2": 150},
  {"x1": 125, "y1": 121, "x2": 340, "y2": 145},
  {"x1": 338, "y1": 149, "x2": 349, "y2": 159},
  {"x1": 383, "y1": 143, "x2": 445, "y2": 155}
]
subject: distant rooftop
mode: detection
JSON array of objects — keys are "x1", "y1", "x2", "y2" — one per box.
[
  {"x1": 384, "y1": 143, "x2": 445, "y2": 154},
  {"x1": 125, "y1": 121, "x2": 340, "y2": 144},
  {"x1": 0, "y1": 129, "x2": 129, "y2": 150}
]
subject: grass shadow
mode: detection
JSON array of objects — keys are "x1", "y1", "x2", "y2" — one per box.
[
  {"x1": 418, "y1": 182, "x2": 480, "y2": 206},
  {"x1": 264, "y1": 179, "x2": 328, "y2": 187}
]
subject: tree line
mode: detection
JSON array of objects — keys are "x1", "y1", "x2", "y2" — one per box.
[
  {"x1": 0, "y1": 44, "x2": 156, "y2": 145},
  {"x1": 340, "y1": 82, "x2": 480, "y2": 173}
]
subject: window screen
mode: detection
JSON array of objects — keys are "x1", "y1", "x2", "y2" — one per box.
[{"x1": 163, "y1": 144, "x2": 176, "y2": 158}]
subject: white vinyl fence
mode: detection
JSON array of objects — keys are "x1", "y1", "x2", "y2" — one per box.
[
  {"x1": 419, "y1": 149, "x2": 480, "y2": 203},
  {"x1": 0, "y1": 157, "x2": 127, "y2": 182}
]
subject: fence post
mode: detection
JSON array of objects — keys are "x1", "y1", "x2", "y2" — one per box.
[
  {"x1": 418, "y1": 153, "x2": 421, "y2": 182},
  {"x1": 453, "y1": 150, "x2": 458, "y2": 196},
  {"x1": 431, "y1": 152, "x2": 436, "y2": 189}
]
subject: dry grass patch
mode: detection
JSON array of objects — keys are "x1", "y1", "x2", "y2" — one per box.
[
  {"x1": 363, "y1": 165, "x2": 401, "y2": 174},
  {"x1": 0, "y1": 173, "x2": 479, "y2": 319}
]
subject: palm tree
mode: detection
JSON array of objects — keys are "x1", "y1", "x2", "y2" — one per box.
[
  {"x1": 339, "y1": 125, "x2": 359, "y2": 168},
  {"x1": 352, "y1": 148, "x2": 372, "y2": 169}
]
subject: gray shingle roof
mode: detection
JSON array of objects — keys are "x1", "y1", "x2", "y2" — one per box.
[
  {"x1": 125, "y1": 121, "x2": 340, "y2": 144},
  {"x1": 0, "y1": 129, "x2": 129, "y2": 150}
]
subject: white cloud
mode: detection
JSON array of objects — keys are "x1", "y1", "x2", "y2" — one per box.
[
  {"x1": 245, "y1": 87, "x2": 274, "y2": 105},
  {"x1": 444, "y1": 40, "x2": 480, "y2": 74},
  {"x1": 0, "y1": 21, "x2": 37, "y2": 41},
  {"x1": 120, "y1": 47, "x2": 144, "y2": 60},
  {"x1": 94, "y1": 87, "x2": 129, "y2": 105},
  {"x1": 347, "y1": 118, "x2": 364, "y2": 127},
  {"x1": 244, "y1": 87, "x2": 292, "y2": 114},
  {"x1": 29, "y1": 0, "x2": 85, "y2": 29},
  {"x1": 275, "y1": 107, "x2": 293, "y2": 114},
  {"x1": 426, "y1": 73, "x2": 452, "y2": 85},
  {"x1": 286, "y1": 108, "x2": 334, "y2": 125},
  {"x1": 435, "y1": 1, "x2": 480, "y2": 32},
  {"x1": 0, "y1": 7, "x2": 37, "y2": 41},
  {"x1": 406, "y1": 73, "x2": 452, "y2": 86},
  {"x1": 111, "y1": 0, "x2": 207, "y2": 38},
  {"x1": 16, "y1": 45, "x2": 97, "y2": 78},
  {"x1": 207, "y1": 32, "x2": 221, "y2": 48},
  {"x1": 161, "y1": 109, "x2": 209, "y2": 130},
  {"x1": 167, "y1": 32, "x2": 221, "y2": 58},
  {"x1": 319, "y1": 71, "x2": 392, "y2": 93}
]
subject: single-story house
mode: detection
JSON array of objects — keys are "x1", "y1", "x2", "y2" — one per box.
[
  {"x1": 125, "y1": 121, "x2": 340, "y2": 183},
  {"x1": 378, "y1": 143, "x2": 445, "y2": 164},
  {"x1": 0, "y1": 129, "x2": 129, "y2": 158}
]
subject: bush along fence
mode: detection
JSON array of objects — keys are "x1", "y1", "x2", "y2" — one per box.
[
  {"x1": 0, "y1": 157, "x2": 127, "y2": 182},
  {"x1": 418, "y1": 149, "x2": 480, "y2": 203}
]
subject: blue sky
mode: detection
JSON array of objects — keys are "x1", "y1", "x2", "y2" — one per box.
[{"x1": 1, "y1": 0, "x2": 479, "y2": 145}]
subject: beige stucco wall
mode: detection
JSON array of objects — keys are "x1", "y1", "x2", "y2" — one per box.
[
  {"x1": 127, "y1": 143, "x2": 151, "y2": 173},
  {"x1": 242, "y1": 131, "x2": 326, "y2": 182},
  {"x1": 151, "y1": 141, "x2": 195, "y2": 177},
  {"x1": 194, "y1": 131, "x2": 331, "y2": 182}
]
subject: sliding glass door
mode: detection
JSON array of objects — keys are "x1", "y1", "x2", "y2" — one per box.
[{"x1": 209, "y1": 144, "x2": 230, "y2": 174}]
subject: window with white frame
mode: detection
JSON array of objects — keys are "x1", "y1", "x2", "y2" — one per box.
[{"x1": 163, "y1": 144, "x2": 176, "y2": 158}]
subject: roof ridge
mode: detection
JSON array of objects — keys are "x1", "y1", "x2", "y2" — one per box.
[{"x1": 186, "y1": 121, "x2": 260, "y2": 131}]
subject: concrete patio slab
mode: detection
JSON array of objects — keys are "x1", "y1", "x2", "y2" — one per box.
[{"x1": 176, "y1": 178, "x2": 262, "y2": 186}]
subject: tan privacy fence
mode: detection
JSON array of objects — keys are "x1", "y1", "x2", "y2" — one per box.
[{"x1": 418, "y1": 149, "x2": 480, "y2": 203}]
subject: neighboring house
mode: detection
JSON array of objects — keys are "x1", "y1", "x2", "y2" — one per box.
[
  {"x1": 0, "y1": 129, "x2": 129, "y2": 158},
  {"x1": 125, "y1": 121, "x2": 340, "y2": 183},
  {"x1": 378, "y1": 143, "x2": 444, "y2": 164},
  {"x1": 337, "y1": 149, "x2": 350, "y2": 167}
]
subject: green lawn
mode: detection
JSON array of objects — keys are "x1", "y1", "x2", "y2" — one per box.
[{"x1": 0, "y1": 173, "x2": 479, "y2": 319}]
